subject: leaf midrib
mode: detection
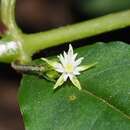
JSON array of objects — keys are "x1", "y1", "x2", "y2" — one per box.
[
  {"x1": 82, "y1": 89, "x2": 130, "y2": 121},
  {"x1": 80, "y1": 61, "x2": 130, "y2": 121}
]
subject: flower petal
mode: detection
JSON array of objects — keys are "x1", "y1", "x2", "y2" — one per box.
[
  {"x1": 70, "y1": 76, "x2": 82, "y2": 90},
  {"x1": 68, "y1": 44, "x2": 73, "y2": 57},
  {"x1": 58, "y1": 54, "x2": 66, "y2": 65},
  {"x1": 63, "y1": 73, "x2": 68, "y2": 81},
  {"x1": 75, "y1": 57, "x2": 84, "y2": 66},
  {"x1": 73, "y1": 70, "x2": 80, "y2": 75},
  {"x1": 53, "y1": 74, "x2": 65, "y2": 90},
  {"x1": 73, "y1": 53, "x2": 78, "y2": 60},
  {"x1": 68, "y1": 73, "x2": 74, "y2": 80},
  {"x1": 63, "y1": 51, "x2": 68, "y2": 60},
  {"x1": 55, "y1": 63, "x2": 64, "y2": 73},
  {"x1": 77, "y1": 62, "x2": 98, "y2": 72}
]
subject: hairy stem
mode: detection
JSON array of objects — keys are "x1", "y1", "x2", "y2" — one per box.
[{"x1": 11, "y1": 62, "x2": 45, "y2": 75}]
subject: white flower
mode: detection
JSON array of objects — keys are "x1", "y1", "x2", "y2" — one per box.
[{"x1": 42, "y1": 44, "x2": 97, "y2": 90}]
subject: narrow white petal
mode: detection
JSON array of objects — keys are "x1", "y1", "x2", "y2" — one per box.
[
  {"x1": 68, "y1": 74, "x2": 74, "y2": 80},
  {"x1": 73, "y1": 53, "x2": 78, "y2": 60},
  {"x1": 63, "y1": 51, "x2": 68, "y2": 63},
  {"x1": 63, "y1": 73, "x2": 68, "y2": 81},
  {"x1": 53, "y1": 74, "x2": 64, "y2": 89},
  {"x1": 70, "y1": 76, "x2": 82, "y2": 90},
  {"x1": 68, "y1": 44, "x2": 73, "y2": 56},
  {"x1": 75, "y1": 57, "x2": 84, "y2": 66},
  {"x1": 73, "y1": 70, "x2": 80, "y2": 75},
  {"x1": 63, "y1": 51, "x2": 67, "y2": 59},
  {"x1": 70, "y1": 53, "x2": 78, "y2": 64},
  {"x1": 58, "y1": 54, "x2": 66, "y2": 65},
  {"x1": 55, "y1": 63, "x2": 64, "y2": 73},
  {"x1": 67, "y1": 44, "x2": 74, "y2": 61}
]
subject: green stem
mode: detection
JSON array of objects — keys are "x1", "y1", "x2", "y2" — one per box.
[
  {"x1": 23, "y1": 10, "x2": 130, "y2": 55},
  {"x1": 0, "y1": 0, "x2": 130, "y2": 63},
  {"x1": 1, "y1": 0, "x2": 21, "y2": 36},
  {"x1": 1, "y1": 0, "x2": 31, "y2": 64}
]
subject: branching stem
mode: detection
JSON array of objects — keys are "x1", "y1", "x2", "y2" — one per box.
[{"x1": 0, "y1": 0, "x2": 130, "y2": 63}]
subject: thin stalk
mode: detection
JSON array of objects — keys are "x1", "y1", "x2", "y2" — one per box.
[
  {"x1": 1, "y1": 0, "x2": 21, "y2": 35},
  {"x1": 11, "y1": 62, "x2": 45, "y2": 75},
  {"x1": 23, "y1": 10, "x2": 130, "y2": 55}
]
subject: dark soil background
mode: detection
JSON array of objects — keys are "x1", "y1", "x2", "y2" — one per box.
[{"x1": 0, "y1": 0, "x2": 130, "y2": 130}]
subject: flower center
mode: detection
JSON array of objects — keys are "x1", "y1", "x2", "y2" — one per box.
[{"x1": 65, "y1": 63, "x2": 74, "y2": 73}]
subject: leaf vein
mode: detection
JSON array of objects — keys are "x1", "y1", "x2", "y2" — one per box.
[{"x1": 82, "y1": 89, "x2": 130, "y2": 120}]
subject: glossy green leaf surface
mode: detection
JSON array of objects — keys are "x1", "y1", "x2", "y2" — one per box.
[{"x1": 19, "y1": 42, "x2": 130, "y2": 130}]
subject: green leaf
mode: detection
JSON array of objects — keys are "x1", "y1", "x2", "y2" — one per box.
[{"x1": 19, "y1": 42, "x2": 130, "y2": 130}]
